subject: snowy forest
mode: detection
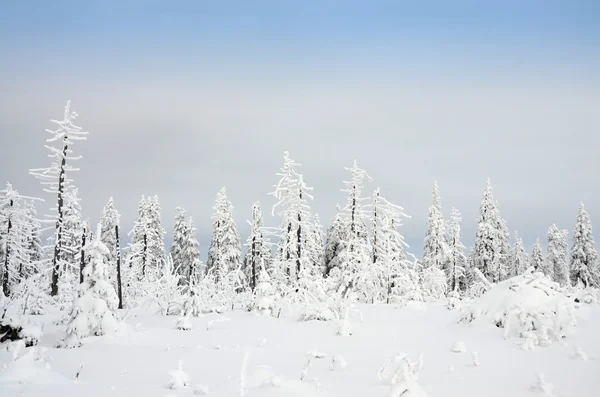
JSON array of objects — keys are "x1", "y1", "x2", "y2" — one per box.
[{"x1": 1, "y1": 101, "x2": 599, "y2": 396}]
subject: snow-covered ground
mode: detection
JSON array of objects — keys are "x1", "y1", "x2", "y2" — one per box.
[{"x1": 2, "y1": 302, "x2": 599, "y2": 397}]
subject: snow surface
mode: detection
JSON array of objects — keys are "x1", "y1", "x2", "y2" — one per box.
[{"x1": 1, "y1": 303, "x2": 599, "y2": 396}]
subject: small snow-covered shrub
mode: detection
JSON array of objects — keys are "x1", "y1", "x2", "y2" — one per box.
[
  {"x1": 380, "y1": 354, "x2": 428, "y2": 397},
  {"x1": 0, "y1": 316, "x2": 41, "y2": 347},
  {"x1": 451, "y1": 341, "x2": 466, "y2": 353},
  {"x1": 573, "y1": 347, "x2": 588, "y2": 361},
  {"x1": 420, "y1": 266, "x2": 447, "y2": 301},
  {"x1": 531, "y1": 372, "x2": 553, "y2": 396},
  {"x1": 335, "y1": 318, "x2": 352, "y2": 336},
  {"x1": 168, "y1": 360, "x2": 190, "y2": 389},
  {"x1": 459, "y1": 271, "x2": 577, "y2": 348},
  {"x1": 175, "y1": 316, "x2": 192, "y2": 331},
  {"x1": 329, "y1": 355, "x2": 347, "y2": 371}
]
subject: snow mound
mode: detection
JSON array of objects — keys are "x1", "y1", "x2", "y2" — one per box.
[
  {"x1": 451, "y1": 341, "x2": 466, "y2": 353},
  {"x1": 0, "y1": 347, "x2": 69, "y2": 385},
  {"x1": 248, "y1": 366, "x2": 333, "y2": 396},
  {"x1": 459, "y1": 271, "x2": 577, "y2": 347},
  {"x1": 167, "y1": 360, "x2": 190, "y2": 389}
]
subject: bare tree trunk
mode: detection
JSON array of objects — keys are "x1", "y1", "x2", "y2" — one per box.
[
  {"x1": 79, "y1": 226, "x2": 86, "y2": 283},
  {"x1": 140, "y1": 233, "x2": 147, "y2": 279},
  {"x1": 2, "y1": 200, "x2": 13, "y2": 297},
  {"x1": 51, "y1": 140, "x2": 69, "y2": 296},
  {"x1": 116, "y1": 225, "x2": 123, "y2": 309},
  {"x1": 250, "y1": 236, "x2": 257, "y2": 291}
]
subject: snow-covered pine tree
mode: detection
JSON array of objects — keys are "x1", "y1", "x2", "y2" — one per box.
[
  {"x1": 422, "y1": 181, "x2": 449, "y2": 271},
  {"x1": 570, "y1": 204, "x2": 598, "y2": 287},
  {"x1": 368, "y1": 188, "x2": 412, "y2": 303},
  {"x1": 324, "y1": 204, "x2": 348, "y2": 276},
  {"x1": 307, "y1": 213, "x2": 325, "y2": 275},
  {"x1": 530, "y1": 238, "x2": 545, "y2": 273},
  {"x1": 547, "y1": 225, "x2": 569, "y2": 287},
  {"x1": 146, "y1": 195, "x2": 167, "y2": 277},
  {"x1": 0, "y1": 183, "x2": 41, "y2": 297},
  {"x1": 170, "y1": 207, "x2": 202, "y2": 286},
  {"x1": 126, "y1": 196, "x2": 148, "y2": 286},
  {"x1": 471, "y1": 178, "x2": 509, "y2": 283},
  {"x1": 24, "y1": 200, "x2": 43, "y2": 271},
  {"x1": 29, "y1": 101, "x2": 88, "y2": 296},
  {"x1": 206, "y1": 188, "x2": 242, "y2": 283},
  {"x1": 269, "y1": 152, "x2": 315, "y2": 282},
  {"x1": 243, "y1": 202, "x2": 272, "y2": 291},
  {"x1": 446, "y1": 208, "x2": 467, "y2": 293},
  {"x1": 61, "y1": 187, "x2": 83, "y2": 270},
  {"x1": 336, "y1": 161, "x2": 373, "y2": 301},
  {"x1": 100, "y1": 197, "x2": 123, "y2": 308},
  {"x1": 59, "y1": 223, "x2": 119, "y2": 348},
  {"x1": 509, "y1": 231, "x2": 529, "y2": 277}
]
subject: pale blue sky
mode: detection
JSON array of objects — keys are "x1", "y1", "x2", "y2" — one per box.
[{"x1": 1, "y1": 1, "x2": 599, "y2": 257}]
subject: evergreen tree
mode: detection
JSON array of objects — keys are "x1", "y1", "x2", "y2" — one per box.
[
  {"x1": 29, "y1": 101, "x2": 88, "y2": 296},
  {"x1": 59, "y1": 224, "x2": 119, "y2": 348},
  {"x1": 422, "y1": 181, "x2": 448, "y2": 271},
  {"x1": 100, "y1": 197, "x2": 123, "y2": 308},
  {"x1": 531, "y1": 238, "x2": 545, "y2": 273},
  {"x1": 336, "y1": 160, "x2": 373, "y2": 300},
  {"x1": 324, "y1": 204, "x2": 348, "y2": 276},
  {"x1": 446, "y1": 207, "x2": 467, "y2": 293},
  {"x1": 547, "y1": 224, "x2": 569, "y2": 286},
  {"x1": 570, "y1": 204, "x2": 598, "y2": 287},
  {"x1": 472, "y1": 178, "x2": 509, "y2": 283},
  {"x1": 270, "y1": 152, "x2": 315, "y2": 282},
  {"x1": 61, "y1": 187, "x2": 83, "y2": 270},
  {"x1": 146, "y1": 195, "x2": 167, "y2": 276},
  {"x1": 0, "y1": 183, "x2": 40, "y2": 297},
  {"x1": 509, "y1": 231, "x2": 529, "y2": 277},
  {"x1": 206, "y1": 188, "x2": 242, "y2": 282},
  {"x1": 170, "y1": 207, "x2": 202, "y2": 286},
  {"x1": 243, "y1": 202, "x2": 272, "y2": 291}
]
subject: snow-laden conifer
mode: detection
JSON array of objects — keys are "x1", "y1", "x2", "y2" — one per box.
[
  {"x1": 29, "y1": 101, "x2": 88, "y2": 296},
  {"x1": 0, "y1": 183, "x2": 41, "y2": 297},
  {"x1": 171, "y1": 207, "x2": 202, "y2": 286},
  {"x1": 531, "y1": 238, "x2": 545, "y2": 273},
  {"x1": 509, "y1": 231, "x2": 529, "y2": 277},
  {"x1": 243, "y1": 202, "x2": 272, "y2": 291},
  {"x1": 206, "y1": 188, "x2": 242, "y2": 282},
  {"x1": 472, "y1": 178, "x2": 510, "y2": 283},
  {"x1": 100, "y1": 197, "x2": 123, "y2": 308},
  {"x1": 422, "y1": 181, "x2": 448, "y2": 271},
  {"x1": 446, "y1": 208, "x2": 467, "y2": 293},
  {"x1": 547, "y1": 225, "x2": 569, "y2": 287},
  {"x1": 58, "y1": 224, "x2": 119, "y2": 348},
  {"x1": 324, "y1": 205, "x2": 348, "y2": 276},
  {"x1": 269, "y1": 152, "x2": 315, "y2": 282},
  {"x1": 570, "y1": 204, "x2": 598, "y2": 287}
]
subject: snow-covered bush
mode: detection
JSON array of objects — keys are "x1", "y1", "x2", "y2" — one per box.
[
  {"x1": 167, "y1": 360, "x2": 190, "y2": 389},
  {"x1": 252, "y1": 265, "x2": 277, "y2": 316},
  {"x1": 0, "y1": 315, "x2": 41, "y2": 347},
  {"x1": 459, "y1": 270, "x2": 577, "y2": 348},
  {"x1": 175, "y1": 315, "x2": 192, "y2": 331},
  {"x1": 531, "y1": 372, "x2": 553, "y2": 396},
  {"x1": 57, "y1": 224, "x2": 120, "y2": 348},
  {"x1": 420, "y1": 266, "x2": 447, "y2": 301},
  {"x1": 379, "y1": 353, "x2": 428, "y2": 397},
  {"x1": 451, "y1": 341, "x2": 466, "y2": 353}
]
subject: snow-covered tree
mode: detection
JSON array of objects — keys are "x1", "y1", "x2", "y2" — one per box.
[
  {"x1": 269, "y1": 152, "x2": 315, "y2": 282},
  {"x1": 29, "y1": 100, "x2": 88, "y2": 296},
  {"x1": 509, "y1": 231, "x2": 529, "y2": 277},
  {"x1": 335, "y1": 161, "x2": 373, "y2": 301},
  {"x1": 446, "y1": 208, "x2": 467, "y2": 293},
  {"x1": 124, "y1": 195, "x2": 167, "y2": 307},
  {"x1": 471, "y1": 178, "x2": 509, "y2": 283},
  {"x1": 306, "y1": 213, "x2": 325, "y2": 274},
  {"x1": 368, "y1": 188, "x2": 412, "y2": 303},
  {"x1": 570, "y1": 204, "x2": 598, "y2": 287},
  {"x1": 530, "y1": 238, "x2": 545, "y2": 273},
  {"x1": 324, "y1": 204, "x2": 348, "y2": 276},
  {"x1": 170, "y1": 207, "x2": 202, "y2": 286},
  {"x1": 0, "y1": 183, "x2": 41, "y2": 297},
  {"x1": 206, "y1": 188, "x2": 242, "y2": 282},
  {"x1": 59, "y1": 224, "x2": 119, "y2": 348},
  {"x1": 547, "y1": 225, "x2": 569, "y2": 287},
  {"x1": 243, "y1": 202, "x2": 272, "y2": 291},
  {"x1": 100, "y1": 197, "x2": 123, "y2": 308},
  {"x1": 422, "y1": 181, "x2": 448, "y2": 271},
  {"x1": 61, "y1": 187, "x2": 83, "y2": 270}
]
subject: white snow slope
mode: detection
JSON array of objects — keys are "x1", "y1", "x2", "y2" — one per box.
[{"x1": 1, "y1": 302, "x2": 599, "y2": 396}]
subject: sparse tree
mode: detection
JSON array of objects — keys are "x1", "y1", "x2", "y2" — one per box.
[
  {"x1": 422, "y1": 181, "x2": 448, "y2": 271},
  {"x1": 509, "y1": 231, "x2": 529, "y2": 277},
  {"x1": 243, "y1": 202, "x2": 272, "y2": 291},
  {"x1": 446, "y1": 208, "x2": 467, "y2": 293},
  {"x1": 324, "y1": 204, "x2": 348, "y2": 276},
  {"x1": 100, "y1": 197, "x2": 123, "y2": 308},
  {"x1": 29, "y1": 101, "x2": 88, "y2": 296},
  {"x1": 547, "y1": 225, "x2": 569, "y2": 287},
  {"x1": 531, "y1": 238, "x2": 545, "y2": 273}
]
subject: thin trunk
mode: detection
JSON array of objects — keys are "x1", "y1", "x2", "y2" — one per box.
[
  {"x1": 51, "y1": 140, "x2": 69, "y2": 296},
  {"x1": 116, "y1": 225, "x2": 123, "y2": 309},
  {"x1": 2, "y1": 200, "x2": 13, "y2": 297},
  {"x1": 79, "y1": 226, "x2": 86, "y2": 283},
  {"x1": 140, "y1": 233, "x2": 147, "y2": 278},
  {"x1": 251, "y1": 236, "x2": 257, "y2": 290}
]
